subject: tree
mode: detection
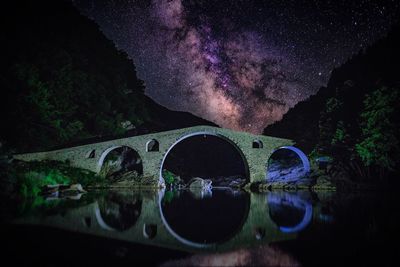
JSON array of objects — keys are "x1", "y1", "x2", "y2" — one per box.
[
  {"x1": 317, "y1": 96, "x2": 343, "y2": 155},
  {"x1": 0, "y1": 1, "x2": 153, "y2": 152},
  {"x1": 355, "y1": 87, "x2": 400, "y2": 179}
]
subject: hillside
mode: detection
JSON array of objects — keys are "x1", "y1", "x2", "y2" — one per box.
[
  {"x1": 0, "y1": 0, "x2": 215, "y2": 153},
  {"x1": 263, "y1": 22, "x2": 400, "y2": 155}
]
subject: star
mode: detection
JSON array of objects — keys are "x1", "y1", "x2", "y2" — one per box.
[{"x1": 73, "y1": 0, "x2": 400, "y2": 133}]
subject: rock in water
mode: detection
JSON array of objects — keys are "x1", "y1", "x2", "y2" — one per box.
[
  {"x1": 213, "y1": 176, "x2": 246, "y2": 188},
  {"x1": 41, "y1": 184, "x2": 60, "y2": 196},
  {"x1": 187, "y1": 177, "x2": 213, "y2": 199},
  {"x1": 188, "y1": 177, "x2": 212, "y2": 190},
  {"x1": 41, "y1": 183, "x2": 86, "y2": 198},
  {"x1": 268, "y1": 164, "x2": 309, "y2": 183},
  {"x1": 67, "y1": 184, "x2": 86, "y2": 193}
]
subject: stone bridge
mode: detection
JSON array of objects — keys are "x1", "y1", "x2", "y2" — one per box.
[{"x1": 14, "y1": 125, "x2": 310, "y2": 185}]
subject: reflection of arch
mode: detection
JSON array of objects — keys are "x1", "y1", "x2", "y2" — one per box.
[
  {"x1": 95, "y1": 202, "x2": 116, "y2": 231},
  {"x1": 252, "y1": 139, "x2": 263, "y2": 149},
  {"x1": 94, "y1": 192, "x2": 143, "y2": 232},
  {"x1": 267, "y1": 192, "x2": 313, "y2": 233},
  {"x1": 266, "y1": 146, "x2": 310, "y2": 182},
  {"x1": 159, "y1": 131, "x2": 249, "y2": 185},
  {"x1": 146, "y1": 139, "x2": 159, "y2": 152},
  {"x1": 158, "y1": 189, "x2": 250, "y2": 248},
  {"x1": 97, "y1": 145, "x2": 143, "y2": 175},
  {"x1": 143, "y1": 223, "x2": 157, "y2": 239},
  {"x1": 158, "y1": 196, "x2": 211, "y2": 248},
  {"x1": 83, "y1": 216, "x2": 92, "y2": 228}
]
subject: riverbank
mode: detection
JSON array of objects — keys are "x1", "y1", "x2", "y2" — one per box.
[{"x1": 2, "y1": 157, "x2": 394, "y2": 218}]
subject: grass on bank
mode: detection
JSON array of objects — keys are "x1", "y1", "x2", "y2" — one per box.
[{"x1": 12, "y1": 160, "x2": 105, "y2": 199}]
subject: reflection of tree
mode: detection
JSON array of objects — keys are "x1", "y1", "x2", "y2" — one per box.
[
  {"x1": 267, "y1": 192, "x2": 312, "y2": 233},
  {"x1": 98, "y1": 192, "x2": 142, "y2": 231},
  {"x1": 162, "y1": 190, "x2": 180, "y2": 204}
]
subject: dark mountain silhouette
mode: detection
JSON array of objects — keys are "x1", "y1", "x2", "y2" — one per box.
[
  {"x1": 0, "y1": 0, "x2": 215, "y2": 153},
  {"x1": 263, "y1": 21, "x2": 400, "y2": 154}
]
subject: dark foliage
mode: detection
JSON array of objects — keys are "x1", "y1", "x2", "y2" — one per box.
[
  {"x1": 0, "y1": 0, "x2": 215, "y2": 153},
  {"x1": 264, "y1": 21, "x2": 400, "y2": 182},
  {"x1": 263, "y1": 86, "x2": 332, "y2": 154}
]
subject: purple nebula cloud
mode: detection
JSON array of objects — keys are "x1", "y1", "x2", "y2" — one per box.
[
  {"x1": 73, "y1": 0, "x2": 400, "y2": 133},
  {"x1": 146, "y1": 0, "x2": 305, "y2": 133}
]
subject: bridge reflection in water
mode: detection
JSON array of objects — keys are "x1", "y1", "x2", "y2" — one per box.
[{"x1": 15, "y1": 190, "x2": 334, "y2": 253}]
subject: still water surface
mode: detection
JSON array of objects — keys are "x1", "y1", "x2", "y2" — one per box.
[{"x1": 3, "y1": 188, "x2": 397, "y2": 266}]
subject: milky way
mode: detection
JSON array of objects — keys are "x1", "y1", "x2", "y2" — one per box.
[{"x1": 74, "y1": 0, "x2": 400, "y2": 133}]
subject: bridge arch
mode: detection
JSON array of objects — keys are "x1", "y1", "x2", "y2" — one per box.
[
  {"x1": 86, "y1": 149, "x2": 96, "y2": 159},
  {"x1": 159, "y1": 131, "x2": 250, "y2": 185},
  {"x1": 266, "y1": 146, "x2": 310, "y2": 182},
  {"x1": 146, "y1": 139, "x2": 159, "y2": 152},
  {"x1": 252, "y1": 139, "x2": 263, "y2": 149},
  {"x1": 97, "y1": 145, "x2": 143, "y2": 176}
]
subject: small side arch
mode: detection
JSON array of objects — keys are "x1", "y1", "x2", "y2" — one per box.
[
  {"x1": 252, "y1": 139, "x2": 263, "y2": 149},
  {"x1": 86, "y1": 149, "x2": 96, "y2": 158},
  {"x1": 146, "y1": 139, "x2": 159, "y2": 152}
]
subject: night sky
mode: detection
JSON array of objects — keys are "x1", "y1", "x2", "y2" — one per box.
[{"x1": 73, "y1": 0, "x2": 400, "y2": 133}]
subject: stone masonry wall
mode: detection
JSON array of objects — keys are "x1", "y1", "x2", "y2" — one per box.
[{"x1": 13, "y1": 126, "x2": 293, "y2": 184}]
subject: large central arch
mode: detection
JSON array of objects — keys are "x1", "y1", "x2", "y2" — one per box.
[{"x1": 159, "y1": 132, "x2": 250, "y2": 185}]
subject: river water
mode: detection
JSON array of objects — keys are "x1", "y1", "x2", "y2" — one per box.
[{"x1": 2, "y1": 188, "x2": 397, "y2": 266}]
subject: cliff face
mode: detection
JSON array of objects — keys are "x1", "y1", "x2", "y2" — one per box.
[
  {"x1": 0, "y1": 0, "x2": 215, "y2": 152},
  {"x1": 263, "y1": 22, "x2": 400, "y2": 154}
]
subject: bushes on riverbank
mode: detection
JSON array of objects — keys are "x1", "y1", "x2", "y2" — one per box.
[{"x1": 10, "y1": 160, "x2": 104, "y2": 199}]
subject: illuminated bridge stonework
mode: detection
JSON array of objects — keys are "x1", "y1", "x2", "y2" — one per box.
[{"x1": 13, "y1": 126, "x2": 294, "y2": 186}]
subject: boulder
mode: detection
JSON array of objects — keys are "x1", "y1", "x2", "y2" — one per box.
[
  {"x1": 268, "y1": 164, "x2": 309, "y2": 184},
  {"x1": 187, "y1": 177, "x2": 213, "y2": 199},
  {"x1": 213, "y1": 176, "x2": 246, "y2": 188},
  {"x1": 188, "y1": 177, "x2": 212, "y2": 190}
]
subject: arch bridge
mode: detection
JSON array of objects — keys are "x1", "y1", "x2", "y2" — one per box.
[{"x1": 14, "y1": 126, "x2": 308, "y2": 185}]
